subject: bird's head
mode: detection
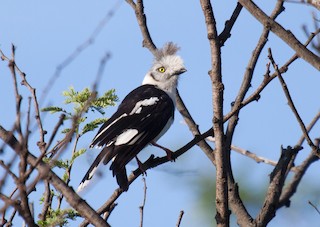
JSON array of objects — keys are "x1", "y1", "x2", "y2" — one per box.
[{"x1": 142, "y1": 42, "x2": 187, "y2": 95}]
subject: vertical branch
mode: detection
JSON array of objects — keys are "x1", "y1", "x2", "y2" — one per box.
[
  {"x1": 139, "y1": 177, "x2": 147, "y2": 227},
  {"x1": 226, "y1": 1, "x2": 284, "y2": 142},
  {"x1": 8, "y1": 45, "x2": 47, "y2": 152},
  {"x1": 200, "y1": 0, "x2": 229, "y2": 226},
  {"x1": 38, "y1": 181, "x2": 53, "y2": 222},
  {"x1": 6, "y1": 46, "x2": 37, "y2": 226},
  {"x1": 8, "y1": 45, "x2": 22, "y2": 140},
  {"x1": 225, "y1": 3, "x2": 284, "y2": 225}
]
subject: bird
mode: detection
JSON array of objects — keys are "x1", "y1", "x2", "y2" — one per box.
[{"x1": 78, "y1": 42, "x2": 186, "y2": 192}]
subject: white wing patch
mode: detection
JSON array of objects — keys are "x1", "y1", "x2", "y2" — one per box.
[
  {"x1": 91, "y1": 113, "x2": 128, "y2": 147},
  {"x1": 130, "y1": 97, "x2": 159, "y2": 115},
  {"x1": 115, "y1": 129, "x2": 139, "y2": 146}
]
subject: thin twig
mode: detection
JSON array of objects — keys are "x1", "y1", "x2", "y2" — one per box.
[
  {"x1": 80, "y1": 128, "x2": 214, "y2": 226},
  {"x1": 40, "y1": 0, "x2": 122, "y2": 104},
  {"x1": 139, "y1": 177, "x2": 147, "y2": 227},
  {"x1": 255, "y1": 146, "x2": 300, "y2": 226},
  {"x1": 176, "y1": 210, "x2": 184, "y2": 227},
  {"x1": 0, "y1": 125, "x2": 109, "y2": 227},
  {"x1": 38, "y1": 180, "x2": 53, "y2": 222},
  {"x1": 238, "y1": 0, "x2": 320, "y2": 70},
  {"x1": 268, "y1": 48, "x2": 318, "y2": 155},
  {"x1": 218, "y1": 3, "x2": 243, "y2": 46},
  {"x1": 308, "y1": 201, "x2": 320, "y2": 215},
  {"x1": 278, "y1": 149, "x2": 319, "y2": 208},
  {"x1": 126, "y1": 0, "x2": 157, "y2": 54},
  {"x1": 226, "y1": 0, "x2": 284, "y2": 144},
  {"x1": 44, "y1": 113, "x2": 66, "y2": 153},
  {"x1": 176, "y1": 90, "x2": 214, "y2": 164}
]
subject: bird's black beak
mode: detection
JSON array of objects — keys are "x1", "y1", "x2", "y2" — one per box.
[{"x1": 175, "y1": 68, "x2": 187, "y2": 75}]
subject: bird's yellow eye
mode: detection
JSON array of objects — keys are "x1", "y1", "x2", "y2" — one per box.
[{"x1": 157, "y1": 67, "x2": 166, "y2": 73}]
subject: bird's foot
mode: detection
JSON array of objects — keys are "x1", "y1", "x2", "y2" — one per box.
[
  {"x1": 135, "y1": 156, "x2": 147, "y2": 176},
  {"x1": 151, "y1": 142, "x2": 175, "y2": 162}
]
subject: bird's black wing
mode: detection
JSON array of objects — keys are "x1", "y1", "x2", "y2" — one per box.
[{"x1": 78, "y1": 84, "x2": 174, "y2": 191}]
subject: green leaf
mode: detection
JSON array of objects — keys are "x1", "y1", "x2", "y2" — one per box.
[
  {"x1": 70, "y1": 148, "x2": 87, "y2": 164},
  {"x1": 37, "y1": 208, "x2": 78, "y2": 227},
  {"x1": 61, "y1": 128, "x2": 71, "y2": 134},
  {"x1": 41, "y1": 106, "x2": 64, "y2": 114},
  {"x1": 81, "y1": 118, "x2": 107, "y2": 135}
]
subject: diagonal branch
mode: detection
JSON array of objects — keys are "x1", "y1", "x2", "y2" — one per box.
[
  {"x1": 238, "y1": 0, "x2": 320, "y2": 70},
  {"x1": 79, "y1": 128, "x2": 213, "y2": 226},
  {"x1": 278, "y1": 150, "x2": 318, "y2": 208},
  {"x1": 255, "y1": 146, "x2": 301, "y2": 226},
  {"x1": 126, "y1": 0, "x2": 157, "y2": 54},
  {"x1": 226, "y1": 0, "x2": 284, "y2": 142},
  {"x1": 218, "y1": 3, "x2": 243, "y2": 46},
  {"x1": 176, "y1": 90, "x2": 215, "y2": 164},
  {"x1": 268, "y1": 48, "x2": 319, "y2": 156}
]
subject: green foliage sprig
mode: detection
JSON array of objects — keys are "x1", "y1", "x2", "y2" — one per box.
[{"x1": 39, "y1": 86, "x2": 117, "y2": 226}]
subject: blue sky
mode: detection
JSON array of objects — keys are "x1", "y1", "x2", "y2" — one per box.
[{"x1": 1, "y1": 0, "x2": 320, "y2": 226}]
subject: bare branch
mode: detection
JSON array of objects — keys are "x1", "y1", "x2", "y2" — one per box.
[
  {"x1": 218, "y1": 3, "x2": 243, "y2": 46},
  {"x1": 238, "y1": 0, "x2": 320, "y2": 70},
  {"x1": 38, "y1": 180, "x2": 53, "y2": 222},
  {"x1": 176, "y1": 90, "x2": 214, "y2": 164},
  {"x1": 139, "y1": 177, "x2": 147, "y2": 227},
  {"x1": 80, "y1": 128, "x2": 213, "y2": 226},
  {"x1": 255, "y1": 146, "x2": 300, "y2": 226},
  {"x1": 200, "y1": 1, "x2": 230, "y2": 226},
  {"x1": 308, "y1": 200, "x2": 320, "y2": 215},
  {"x1": 0, "y1": 125, "x2": 109, "y2": 227},
  {"x1": 126, "y1": 0, "x2": 157, "y2": 54},
  {"x1": 3, "y1": 46, "x2": 46, "y2": 152},
  {"x1": 226, "y1": 0, "x2": 284, "y2": 143},
  {"x1": 176, "y1": 210, "x2": 184, "y2": 227},
  {"x1": 44, "y1": 113, "x2": 66, "y2": 153},
  {"x1": 268, "y1": 48, "x2": 319, "y2": 155},
  {"x1": 278, "y1": 151, "x2": 318, "y2": 208},
  {"x1": 41, "y1": 0, "x2": 122, "y2": 104}
]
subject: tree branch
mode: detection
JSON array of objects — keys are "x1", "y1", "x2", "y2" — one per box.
[
  {"x1": 278, "y1": 150, "x2": 318, "y2": 208},
  {"x1": 139, "y1": 177, "x2": 147, "y2": 227},
  {"x1": 218, "y1": 3, "x2": 243, "y2": 46},
  {"x1": 200, "y1": 0, "x2": 229, "y2": 226},
  {"x1": 80, "y1": 128, "x2": 213, "y2": 226},
  {"x1": 126, "y1": 0, "x2": 157, "y2": 54},
  {"x1": 255, "y1": 146, "x2": 301, "y2": 226},
  {"x1": 176, "y1": 210, "x2": 184, "y2": 227},
  {"x1": 238, "y1": 0, "x2": 320, "y2": 70},
  {"x1": 176, "y1": 90, "x2": 215, "y2": 164},
  {"x1": 0, "y1": 125, "x2": 110, "y2": 227},
  {"x1": 268, "y1": 48, "x2": 319, "y2": 156}
]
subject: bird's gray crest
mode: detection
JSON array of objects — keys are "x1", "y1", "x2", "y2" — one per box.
[{"x1": 154, "y1": 42, "x2": 180, "y2": 61}]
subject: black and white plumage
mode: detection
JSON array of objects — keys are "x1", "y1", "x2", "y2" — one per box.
[{"x1": 78, "y1": 43, "x2": 186, "y2": 191}]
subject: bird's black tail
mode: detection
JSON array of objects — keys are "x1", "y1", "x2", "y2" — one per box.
[
  {"x1": 115, "y1": 167, "x2": 129, "y2": 191},
  {"x1": 77, "y1": 148, "x2": 108, "y2": 192}
]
